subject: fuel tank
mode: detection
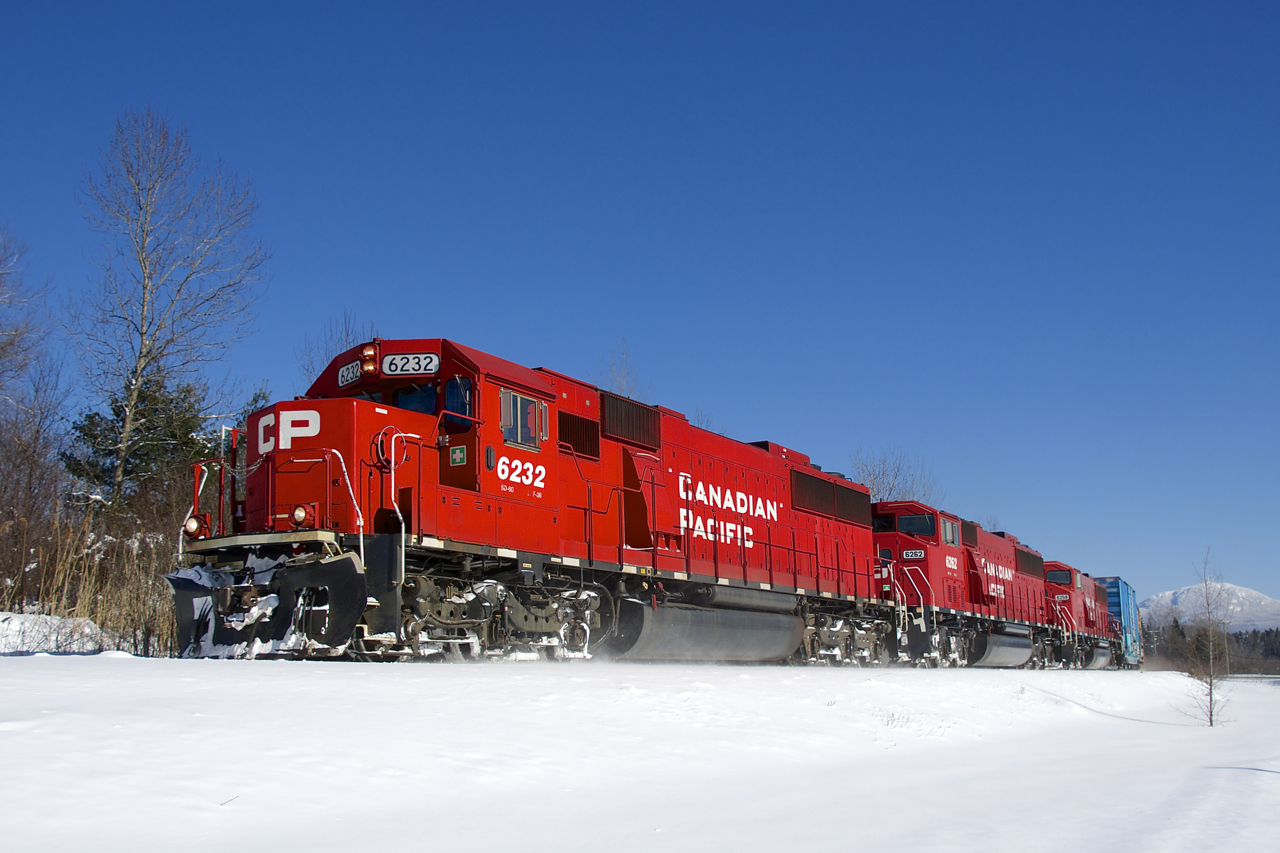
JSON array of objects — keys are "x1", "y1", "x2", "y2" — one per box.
[
  {"x1": 604, "y1": 599, "x2": 804, "y2": 662},
  {"x1": 968, "y1": 631, "x2": 1033, "y2": 668},
  {"x1": 685, "y1": 585, "x2": 798, "y2": 613}
]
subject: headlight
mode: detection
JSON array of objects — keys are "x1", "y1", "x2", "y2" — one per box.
[
  {"x1": 183, "y1": 512, "x2": 207, "y2": 537},
  {"x1": 291, "y1": 505, "x2": 312, "y2": 527},
  {"x1": 359, "y1": 343, "x2": 379, "y2": 375}
]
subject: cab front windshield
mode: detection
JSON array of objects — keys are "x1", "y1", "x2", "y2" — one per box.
[
  {"x1": 393, "y1": 384, "x2": 437, "y2": 414},
  {"x1": 897, "y1": 514, "x2": 936, "y2": 537},
  {"x1": 1046, "y1": 569, "x2": 1072, "y2": 585}
]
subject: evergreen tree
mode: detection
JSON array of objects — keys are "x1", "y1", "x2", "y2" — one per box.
[{"x1": 62, "y1": 377, "x2": 216, "y2": 523}]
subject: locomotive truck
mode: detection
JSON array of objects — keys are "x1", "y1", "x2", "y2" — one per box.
[{"x1": 168, "y1": 337, "x2": 1142, "y2": 667}]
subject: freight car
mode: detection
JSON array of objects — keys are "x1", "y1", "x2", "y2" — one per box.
[
  {"x1": 168, "y1": 338, "x2": 1140, "y2": 668},
  {"x1": 1097, "y1": 576, "x2": 1144, "y2": 667}
]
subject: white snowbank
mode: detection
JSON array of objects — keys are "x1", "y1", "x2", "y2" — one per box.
[
  {"x1": 0, "y1": 657, "x2": 1274, "y2": 852},
  {"x1": 0, "y1": 611, "x2": 109, "y2": 654}
]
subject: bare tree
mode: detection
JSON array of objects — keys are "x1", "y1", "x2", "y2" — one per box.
[
  {"x1": 850, "y1": 447, "x2": 942, "y2": 504},
  {"x1": 0, "y1": 224, "x2": 41, "y2": 402},
  {"x1": 295, "y1": 308, "x2": 378, "y2": 385},
  {"x1": 1190, "y1": 548, "x2": 1228, "y2": 726},
  {"x1": 0, "y1": 226, "x2": 69, "y2": 610},
  {"x1": 597, "y1": 336, "x2": 651, "y2": 402},
  {"x1": 0, "y1": 359, "x2": 71, "y2": 610},
  {"x1": 65, "y1": 107, "x2": 268, "y2": 502},
  {"x1": 979, "y1": 514, "x2": 1001, "y2": 533}
]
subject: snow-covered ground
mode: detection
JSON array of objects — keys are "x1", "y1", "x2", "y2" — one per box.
[{"x1": 0, "y1": 656, "x2": 1275, "y2": 852}]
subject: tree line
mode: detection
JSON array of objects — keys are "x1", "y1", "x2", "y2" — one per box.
[
  {"x1": 1, "y1": 108, "x2": 268, "y2": 654},
  {"x1": 1146, "y1": 619, "x2": 1280, "y2": 676}
]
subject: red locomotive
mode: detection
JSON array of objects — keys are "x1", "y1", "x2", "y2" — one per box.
[
  {"x1": 1045, "y1": 561, "x2": 1115, "y2": 668},
  {"x1": 169, "y1": 337, "x2": 1132, "y2": 667}
]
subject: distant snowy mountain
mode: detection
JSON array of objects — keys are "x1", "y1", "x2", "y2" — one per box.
[{"x1": 1139, "y1": 583, "x2": 1280, "y2": 633}]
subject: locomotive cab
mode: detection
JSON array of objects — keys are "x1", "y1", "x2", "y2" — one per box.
[
  {"x1": 871, "y1": 502, "x2": 968, "y2": 611},
  {"x1": 172, "y1": 338, "x2": 571, "y2": 657}
]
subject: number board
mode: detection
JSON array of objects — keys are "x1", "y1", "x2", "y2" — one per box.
[
  {"x1": 449, "y1": 446, "x2": 466, "y2": 467},
  {"x1": 337, "y1": 360, "x2": 362, "y2": 387},
  {"x1": 382, "y1": 353, "x2": 440, "y2": 376},
  {"x1": 902, "y1": 549, "x2": 925, "y2": 560}
]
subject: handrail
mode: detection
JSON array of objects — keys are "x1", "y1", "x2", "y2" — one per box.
[
  {"x1": 387, "y1": 427, "x2": 422, "y2": 585},
  {"x1": 227, "y1": 445, "x2": 366, "y2": 565},
  {"x1": 327, "y1": 448, "x2": 364, "y2": 566},
  {"x1": 180, "y1": 463, "x2": 211, "y2": 557},
  {"x1": 557, "y1": 439, "x2": 613, "y2": 569},
  {"x1": 898, "y1": 566, "x2": 934, "y2": 630},
  {"x1": 1050, "y1": 599, "x2": 1078, "y2": 657},
  {"x1": 903, "y1": 565, "x2": 937, "y2": 610},
  {"x1": 217, "y1": 426, "x2": 242, "y2": 535},
  {"x1": 890, "y1": 573, "x2": 909, "y2": 634}
]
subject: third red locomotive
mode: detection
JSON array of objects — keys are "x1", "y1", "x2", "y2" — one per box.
[{"x1": 169, "y1": 337, "x2": 1143, "y2": 668}]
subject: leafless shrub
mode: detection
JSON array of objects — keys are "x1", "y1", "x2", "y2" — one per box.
[
  {"x1": 1186, "y1": 548, "x2": 1229, "y2": 726},
  {"x1": 8, "y1": 513, "x2": 179, "y2": 656}
]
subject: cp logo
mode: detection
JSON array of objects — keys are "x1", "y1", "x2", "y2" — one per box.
[{"x1": 258, "y1": 410, "x2": 320, "y2": 453}]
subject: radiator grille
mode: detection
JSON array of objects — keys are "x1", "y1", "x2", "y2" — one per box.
[
  {"x1": 600, "y1": 392, "x2": 660, "y2": 449},
  {"x1": 835, "y1": 483, "x2": 872, "y2": 526},
  {"x1": 791, "y1": 469, "x2": 835, "y2": 516},
  {"x1": 1015, "y1": 549, "x2": 1045, "y2": 579},
  {"x1": 961, "y1": 521, "x2": 978, "y2": 547},
  {"x1": 791, "y1": 469, "x2": 872, "y2": 526},
  {"x1": 557, "y1": 411, "x2": 600, "y2": 459}
]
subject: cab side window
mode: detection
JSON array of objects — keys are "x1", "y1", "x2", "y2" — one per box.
[
  {"x1": 942, "y1": 519, "x2": 960, "y2": 546},
  {"x1": 500, "y1": 388, "x2": 548, "y2": 449},
  {"x1": 443, "y1": 377, "x2": 473, "y2": 429}
]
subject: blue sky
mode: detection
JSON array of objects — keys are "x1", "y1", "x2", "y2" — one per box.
[{"x1": 3, "y1": 2, "x2": 1278, "y2": 599}]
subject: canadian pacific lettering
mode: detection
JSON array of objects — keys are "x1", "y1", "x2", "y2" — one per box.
[
  {"x1": 982, "y1": 559, "x2": 1014, "y2": 598},
  {"x1": 676, "y1": 472, "x2": 779, "y2": 547}
]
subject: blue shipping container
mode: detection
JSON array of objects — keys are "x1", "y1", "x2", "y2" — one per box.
[{"x1": 1096, "y1": 576, "x2": 1143, "y2": 667}]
